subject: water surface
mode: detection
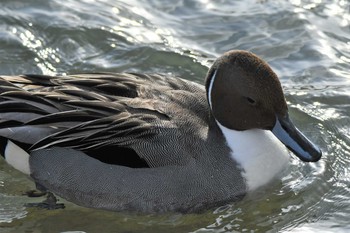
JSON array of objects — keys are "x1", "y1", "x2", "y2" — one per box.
[{"x1": 0, "y1": 0, "x2": 350, "y2": 232}]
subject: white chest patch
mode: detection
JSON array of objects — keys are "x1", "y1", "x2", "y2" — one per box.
[{"x1": 217, "y1": 123, "x2": 290, "y2": 191}]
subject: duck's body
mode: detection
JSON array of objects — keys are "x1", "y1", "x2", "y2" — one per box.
[
  {"x1": 0, "y1": 50, "x2": 321, "y2": 213},
  {"x1": 1, "y1": 73, "x2": 246, "y2": 212}
]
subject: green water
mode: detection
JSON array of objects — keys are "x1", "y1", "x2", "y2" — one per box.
[{"x1": 0, "y1": 0, "x2": 350, "y2": 232}]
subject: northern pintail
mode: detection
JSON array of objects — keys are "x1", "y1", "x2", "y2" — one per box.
[{"x1": 0, "y1": 50, "x2": 322, "y2": 213}]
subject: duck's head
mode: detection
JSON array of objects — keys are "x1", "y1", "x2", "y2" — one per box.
[{"x1": 205, "y1": 50, "x2": 322, "y2": 162}]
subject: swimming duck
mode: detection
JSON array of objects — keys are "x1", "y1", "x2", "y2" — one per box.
[{"x1": 0, "y1": 50, "x2": 321, "y2": 213}]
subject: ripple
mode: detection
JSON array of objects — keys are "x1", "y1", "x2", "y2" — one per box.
[
  {"x1": 0, "y1": 0, "x2": 350, "y2": 232},
  {"x1": 0, "y1": 195, "x2": 27, "y2": 224}
]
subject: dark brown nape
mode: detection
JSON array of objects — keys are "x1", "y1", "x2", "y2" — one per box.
[{"x1": 205, "y1": 50, "x2": 256, "y2": 91}]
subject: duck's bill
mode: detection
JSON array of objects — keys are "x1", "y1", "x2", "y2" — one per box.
[{"x1": 272, "y1": 114, "x2": 322, "y2": 162}]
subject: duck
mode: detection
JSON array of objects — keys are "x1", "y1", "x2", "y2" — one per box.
[{"x1": 0, "y1": 50, "x2": 322, "y2": 213}]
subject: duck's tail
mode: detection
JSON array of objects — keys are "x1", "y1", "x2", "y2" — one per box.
[{"x1": 0, "y1": 137, "x2": 30, "y2": 175}]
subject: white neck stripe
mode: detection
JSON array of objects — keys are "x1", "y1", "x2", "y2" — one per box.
[{"x1": 207, "y1": 69, "x2": 217, "y2": 109}]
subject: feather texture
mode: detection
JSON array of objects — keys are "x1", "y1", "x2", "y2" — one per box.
[{"x1": 0, "y1": 73, "x2": 208, "y2": 168}]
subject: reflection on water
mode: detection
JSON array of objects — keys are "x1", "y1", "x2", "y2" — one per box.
[{"x1": 0, "y1": 0, "x2": 350, "y2": 232}]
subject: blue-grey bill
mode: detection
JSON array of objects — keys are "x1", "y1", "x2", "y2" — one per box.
[{"x1": 272, "y1": 115, "x2": 322, "y2": 162}]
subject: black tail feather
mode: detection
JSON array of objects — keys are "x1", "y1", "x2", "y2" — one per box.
[{"x1": 0, "y1": 136, "x2": 8, "y2": 158}]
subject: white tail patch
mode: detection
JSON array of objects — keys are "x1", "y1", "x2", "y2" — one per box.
[{"x1": 4, "y1": 140, "x2": 30, "y2": 175}]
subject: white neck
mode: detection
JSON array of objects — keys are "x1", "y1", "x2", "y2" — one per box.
[{"x1": 217, "y1": 122, "x2": 290, "y2": 191}]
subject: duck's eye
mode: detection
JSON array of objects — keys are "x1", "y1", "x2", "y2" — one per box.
[{"x1": 245, "y1": 97, "x2": 257, "y2": 105}]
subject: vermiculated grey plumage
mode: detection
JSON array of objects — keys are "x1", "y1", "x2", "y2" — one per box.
[{"x1": 0, "y1": 73, "x2": 246, "y2": 213}]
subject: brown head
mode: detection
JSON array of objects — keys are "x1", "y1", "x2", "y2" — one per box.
[
  {"x1": 205, "y1": 50, "x2": 287, "y2": 131},
  {"x1": 205, "y1": 50, "x2": 322, "y2": 162}
]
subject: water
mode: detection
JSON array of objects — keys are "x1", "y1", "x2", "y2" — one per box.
[{"x1": 0, "y1": 0, "x2": 349, "y2": 232}]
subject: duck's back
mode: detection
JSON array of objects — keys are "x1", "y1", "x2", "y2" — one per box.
[
  {"x1": 0, "y1": 73, "x2": 207, "y2": 154},
  {"x1": 0, "y1": 73, "x2": 247, "y2": 213}
]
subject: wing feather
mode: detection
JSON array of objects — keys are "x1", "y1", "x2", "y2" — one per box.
[{"x1": 0, "y1": 73, "x2": 205, "y2": 167}]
